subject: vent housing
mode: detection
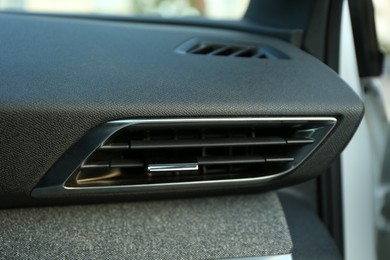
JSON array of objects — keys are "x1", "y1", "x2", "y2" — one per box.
[
  {"x1": 64, "y1": 118, "x2": 335, "y2": 189},
  {"x1": 175, "y1": 38, "x2": 289, "y2": 59}
]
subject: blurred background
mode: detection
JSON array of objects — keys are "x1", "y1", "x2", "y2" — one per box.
[
  {"x1": 0, "y1": 0, "x2": 388, "y2": 96},
  {"x1": 0, "y1": 1, "x2": 388, "y2": 127},
  {"x1": 0, "y1": 0, "x2": 388, "y2": 137},
  {"x1": 0, "y1": 0, "x2": 388, "y2": 54},
  {"x1": 374, "y1": 0, "x2": 390, "y2": 54},
  {"x1": 0, "y1": 0, "x2": 389, "y2": 258},
  {"x1": 0, "y1": 0, "x2": 249, "y2": 20},
  {"x1": 373, "y1": 0, "x2": 390, "y2": 102}
]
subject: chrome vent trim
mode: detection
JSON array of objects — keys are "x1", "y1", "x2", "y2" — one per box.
[{"x1": 32, "y1": 117, "x2": 336, "y2": 198}]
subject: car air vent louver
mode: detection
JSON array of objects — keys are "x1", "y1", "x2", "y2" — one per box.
[
  {"x1": 175, "y1": 38, "x2": 289, "y2": 59},
  {"x1": 63, "y1": 118, "x2": 335, "y2": 189}
]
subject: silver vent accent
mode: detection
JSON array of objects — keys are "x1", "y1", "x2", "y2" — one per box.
[{"x1": 32, "y1": 118, "x2": 336, "y2": 197}]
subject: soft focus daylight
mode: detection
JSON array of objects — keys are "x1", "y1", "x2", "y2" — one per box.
[
  {"x1": 0, "y1": 1, "x2": 390, "y2": 260},
  {"x1": 0, "y1": 0, "x2": 250, "y2": 19},
  {"x1": 373, "y1": 0, "x2": 390, "y2": 54}
]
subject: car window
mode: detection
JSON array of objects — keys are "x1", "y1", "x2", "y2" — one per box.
[{"x1": 0, "y1": 0, "x2": 250, "y2": 20}]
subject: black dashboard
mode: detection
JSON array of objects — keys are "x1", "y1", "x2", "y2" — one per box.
[{"x1": 0, "y1": 13, "x2": 363, "y2": 207}]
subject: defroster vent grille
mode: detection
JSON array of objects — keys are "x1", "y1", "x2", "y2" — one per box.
[{"x1": 175, "y1": 38, "x2": 289, "y2": 59}]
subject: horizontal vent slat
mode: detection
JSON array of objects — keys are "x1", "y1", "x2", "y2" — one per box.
[
  {"x1": 110, "y1": 159, "x2": 144, "y2": 168},
  {"x1": 99, "y1": 138, "x2": 315, "y2": 151},
  {"x1": 266, "y1": 157, "x2": 294, "y2": 162},
  {"x1": 100, "y1": 143, "x2": 130, "y2": 150},
  {"x1": 198, "y1": 155, "x2": 265, "y2": 165},
  {"x1": 81, "y1": 162, "x2": 109, "y2": 169},
  {"x1": 130, "y1": 137, "x2": 286, "y2": 149},
  {"x1": 82, "y1": 156, "x2": 295, "y2": 170},
  {"x1": 82, "y1": 160, "x2": 144, "y2": 169},
  {"x1": 286, "y1": 138, "x2": 314, "y2": 144}
]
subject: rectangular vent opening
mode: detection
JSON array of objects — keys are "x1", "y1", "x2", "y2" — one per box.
[
  {"x1": 190, "y1": 44, "x2": 224, "y2": 55},
  {"x1": 235, "y1": 48, "x2": 258, "y2": 58},
  {"x1": 213, "y1": 47, "x2": 240, "y2": 56},
  {"x1": 65, "y1": 119, "x2": 335, "y2": 188},
  {"x1": 177, "y1": 39, "x2": 289, "y2": 59}
]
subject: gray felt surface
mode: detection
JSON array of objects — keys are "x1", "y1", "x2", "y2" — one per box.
[{"x1": 0, "y1": 192, "x2": 292, "y2": 259}]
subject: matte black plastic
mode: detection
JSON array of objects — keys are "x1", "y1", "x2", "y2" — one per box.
[
  {"x1": 131, "y1": 137, "x2": 287, "y2": 149},
  {"x1": 0, "y1": 13, "x2": 363, "y2": 207}
]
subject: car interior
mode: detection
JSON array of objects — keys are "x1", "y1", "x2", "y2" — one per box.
[{"x1": 0, "y1": 0, "x2": 386, "y2": 259}]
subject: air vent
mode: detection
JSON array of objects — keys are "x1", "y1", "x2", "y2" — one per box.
[
  {"x1": 175, "y1": 38, "x2": 289, "y2": 59},
  {"x1": 63, "y1": 118, "x2": 335, "y2": 189}
]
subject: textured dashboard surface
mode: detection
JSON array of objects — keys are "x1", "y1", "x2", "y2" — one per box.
[
  {"x1": 0, "y1": 192, "x2": 292, "y2": 259},
  {"x1": 0, "y1": 13, "x2": 363, "y2": 206}
]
